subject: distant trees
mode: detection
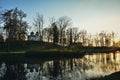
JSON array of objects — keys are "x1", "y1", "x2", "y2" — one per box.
[
  {"x1": 99, "y1": 31, "x2": 106, "y2": 46},
  {"x1": 57, "y1": 16, "x2": 71, "y2": 45},
  {"x1": 43, "y1": 27, "x2": 53, "y2": 42},
  {"x1": 33, "y1": 13, "x2": 44, "y2": 41},
  {"x1": 94, "y1": 34, "x2": 99, "y2": 47},
  {"x1": 66, "y1": 27, "x2": 79, "y2": 45},
  {"x1": 1, "y1": 8, "x2": 27, "y2": 41},
  {"x1": 71, "y1": 27, "x2": 79, "y2": 43},
  {"x1": 97, "y1": 31, "x2": 115, "y2": 47},
  {"x1": 38, "y1": 15, "x2": 118, "y2": 47},
  {"x1": 0, "y1": 7, "x2": 119, "y2": 47},
  {"x1": 41, "y1": 16, "x2": 72, "y2": 46},
  {"x1": 42, "y1": 17, "x2": 56, "y2": 42},
  {"x1": 79, "y1": 30, "x2": 87, "y2": 46}
]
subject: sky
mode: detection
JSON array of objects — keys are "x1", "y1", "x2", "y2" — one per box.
[{"x1": 0, "y1": 0, "x2": 120, "y2": 35}]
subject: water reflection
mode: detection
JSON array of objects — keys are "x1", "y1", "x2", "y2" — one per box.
[
  {"x1": 1, "y1": 52, "x2": 120, "y2": 80},
  {"x1": 83, "y1": 52, "x2": 120, "y2": 79}
]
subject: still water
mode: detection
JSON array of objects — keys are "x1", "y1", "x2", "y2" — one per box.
[{"x1": 0, "y1": 52, "x2": 120, "y2": 80}]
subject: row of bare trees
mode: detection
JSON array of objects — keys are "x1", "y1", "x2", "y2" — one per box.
[
  {"x1": 41, "y1": 24, "x2": 117, "y2": 47},
  {"x1": 32, "y1": 13, "x2": 72, "y2": 46},
  {"x1": 0, "y1": 7, "x2": 119, "y2": 47}
]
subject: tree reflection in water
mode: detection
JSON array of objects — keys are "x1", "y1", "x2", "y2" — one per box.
[{"x1": 0, "y1": 52, "x2": 120, "y2": 80}]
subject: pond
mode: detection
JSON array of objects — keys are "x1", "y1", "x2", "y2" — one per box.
[{"x1": 0, "y1": 52, "x2": 120, "y2": 80}]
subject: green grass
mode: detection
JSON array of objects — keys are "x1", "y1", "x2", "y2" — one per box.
[
  {"x1": 0, "y1": 41, "x2": 120, "y2": 54},
  {"x1": 28, "y1": 48, "x2": 73, "y2": 52}
]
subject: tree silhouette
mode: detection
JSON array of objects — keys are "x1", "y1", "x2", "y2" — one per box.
[
  {"x1": 43, "y1": 27, "x2": 53, "y2": 42},
  {"x1": 79, "y1": 30, "x2": 87, "y2": 46},
  {"x1": 1, "y1": 8, "x2": 27, "y2": 41},
  {"x1": 0, "y1": 34, "x2": 4, "y2": 42},
  {"x1": 52, "y1": 22, "x2": 59, "y2": 45},
  {"x1": 33, "y1": 13, "x2": 44, "y2": 41},
  {"x1": 69, "y1": 28, "x2": 73, "y2": 45},
  {"x1": 57, "y1": 16, "x2": 71, "y2": 45},
  {"x1": 71, "y1": 27, "x2": 79, "y2": 43}
]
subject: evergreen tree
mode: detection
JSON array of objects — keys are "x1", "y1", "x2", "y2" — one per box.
[{"x1": 52, "y1": 23, "x2": 59, "y2": 45}]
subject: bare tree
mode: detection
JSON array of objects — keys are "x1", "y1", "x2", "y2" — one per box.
[
  {"x1": 111, "y1": 32, "x2": 116, "y2": 46},
  {"x1": 33, "y1": 13, "x2": 44, "y2": 41},
  {"x1": 42, "y1": 17, "x2": 56, "y2": 42},
  {"x1": 94, "y1": 34, "x2": 100, "y2": 47},
  {"x1": 49, "y1": 17, "x2": 55, "y2": 25},
  {"x1": 72, "y1": 27, "x2": 79, "y2": 43},
  {"x1": 43, "y1": 27, "x2": 53, "y2": 42},
  {"x1": 66, "y1": 28, "x2": 72, "y2": 45},
  {"x1": 87, "y1": 33, "x2": 93, "y2": 46},
  {"x1": 57, "y1": 16, "x2": 71, "y2": 45},
  {"x1": 99, "y1": 31, "x2": 106, "y2": 46},
  {"x1": 79, "y1": 30, "x2": 87, "y2": 46}
]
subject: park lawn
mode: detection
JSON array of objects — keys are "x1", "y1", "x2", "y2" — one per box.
[
  {"x1": 0, "y1": 48, "x2": 75, "y2": 55},
  {"x1": 0, "y1": 45, "x2": 120, "y2": 55}
]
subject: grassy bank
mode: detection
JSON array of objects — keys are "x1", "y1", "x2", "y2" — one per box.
[
  {"x1": 0, "y1": 41, "x2": 120, "y2": 51},
  {"x1": 0, "y1": 41, "x2": 120, "y2": 55}
]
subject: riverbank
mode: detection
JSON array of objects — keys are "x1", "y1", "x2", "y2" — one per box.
[
  {"x1": 0, "y1": 46, "x2": 119, "y2": 54},
  {"x1": 0, "y1": 46, "x2": 119, "y2": 61},
  {"x1": 0, "y1": 41, "x2": 120, "y2": 64},
  {"x1": 0, "y1": 48, "x2": 118, "y2": 65},
  {"x1": 0, "y1": 41, "x2": 120, "y2": 53},
  {"x1": 90, "y1": 71, "x2": 120, "y2": 80}
]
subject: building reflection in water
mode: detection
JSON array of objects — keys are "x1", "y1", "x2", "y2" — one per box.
[{"x1": 0, "y1": 52, "x2": 120, "y2": 80}]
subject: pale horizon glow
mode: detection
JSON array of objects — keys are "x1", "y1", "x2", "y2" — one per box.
[{"x1": 0, "y1": 0, "x2": 120, "y2": 35}]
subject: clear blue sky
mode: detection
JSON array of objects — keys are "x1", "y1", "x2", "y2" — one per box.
[{"x1": 1, "y1": 0, "x2": 120, "y2": 35}]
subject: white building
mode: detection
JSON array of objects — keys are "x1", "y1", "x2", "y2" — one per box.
[{"x1": 28, "y1": 32, "x2": 39, "y2": 41}]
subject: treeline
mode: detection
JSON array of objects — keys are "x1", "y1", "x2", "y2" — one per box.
[{"x1": 0, "y1": 7, "x2": 119, "y2": 47}]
